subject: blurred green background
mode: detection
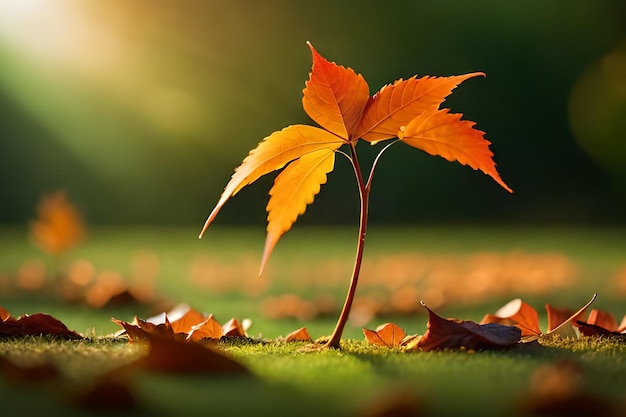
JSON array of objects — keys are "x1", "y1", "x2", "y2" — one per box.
[{"x1": 1, "y1": 0, "x2": 625, "y2": 227}]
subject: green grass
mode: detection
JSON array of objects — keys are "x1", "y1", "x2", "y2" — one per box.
[
  {"x1": 1, "y1": 225, "x2": 626, "y2": 416},
  {"x1": 1, "y1": 336, "x2": 625, "y2": 416}
]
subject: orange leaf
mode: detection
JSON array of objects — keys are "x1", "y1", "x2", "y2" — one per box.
[
  {"x1": 586, "y1": 309, "x2": 618, "y2": 332},
  {"x1": 199, "y1": 125, "x2": 342, "y2": 238},
  {"x1": 187, "y1": 315, "x2": 223, "y2": 342},
  {"x1": 285, "y1": 327, "x2": 312, "y2": 342},
  {"x1": 363, "y1": 322, "x2": 406, "y2": 348},
  {"x1": 356, "y1": 73, "x2": 484, "y2": 143},
  {"x1": 168, "y1": 304, "x2": 207, "y2": 334},
  {"x1": 547, "y1": 293, "x2": 597, "y2": 335},
  {"x1": 399, "y1": 109, "x2": 512, "y2": 192},
  {"x1": 261, "y1": 148, "x2": 337, "y2": 274},
  {"x1": 0, "y1": 305, "x2": 10, "y2": 321},
  {"x1": 302, "y1": 42, "x2": 370, "y2": 140},
  {"x1": 222, "y1": 318, "x2": 247, "y2": 337},
  {"x1": 29, "y1": 191, "x2": 84, "y2": 255},
  {"x1": 487, "y1": 298, "x2": 541, "y2": 336},
  {"x1": 546, "y1": 304, "x2": 576, "y2": 333}
]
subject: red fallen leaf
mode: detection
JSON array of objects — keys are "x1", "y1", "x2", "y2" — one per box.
[
  {"x1": 284, "y1": 327, "x2": 312, "y2": 342},
  {"x1": 0, "y1": 313, "x2": 82, "y2": 339},
  {"x1": 187, "y1": 315, "x2": 223, "y2": 342},
  {"x1": 363, "y1": 323, "x2": 406, "y2": 348},
  {"x1": 0, "y1": 355, "x2": 60, "y2": 383},
  {"x1": 480, "y1": 298, "x2": 541, "y2": 336},
  {"x1": 417, "y1": 303, "x2": 521, "y2": 351},
  {"x1": 139, "y1": 332, "x2": 251, "y2": 375}
]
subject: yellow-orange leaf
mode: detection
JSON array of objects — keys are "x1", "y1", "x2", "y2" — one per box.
[
  {"x1": 30, "y1": 191, "x2": 84, "y2": 255},
  {"x1": 356, "y1": 73, "x2": 484, "y2": 143},
  {"x1": 363, "y1": 322, "x2": 406, "y2": 348},
  {"x1": 187, "y1": 315, "x2": 223, "y2": 342},
  {"x1": 587, "y1": 309, "x2": 618, "y2": 332},
  {"x1": 485, "y1": 298, "x2": 541, "y2": 336},
  {"x1": 199, "y1": 125, "x2": 343, "y2": 237},
  {"x1": 399, "y1": 109, "x2": 512, "y2": 192},
  {"x1": 261, "y1": 148, "x2": 337, "y2": 275},
  {"x1": 302, "y1": 42, "x2": 370, "y2": 140},
  {"x1": 285, "y1": 327, "x2": 312, "y2": 342}
]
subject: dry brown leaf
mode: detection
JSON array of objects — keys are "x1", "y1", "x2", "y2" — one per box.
[
  {"x1": 112, "y1": 316, "x2": 186, "y2": 343},
  {"x1": 30, "y1": 191, "x2": 84, "y2": 255},
  {"x1": 0, "y1": 312, "x2": 82, "y2": 339},
  {"x1": 363, "y1": 323, "x2": 406, "y2": 348},
  {"x1": 285, "y1": 327, "x2": 312, "y2": 342},
  {"x1": 417, "y1": 303, "x2": 521, "y2": 351}
]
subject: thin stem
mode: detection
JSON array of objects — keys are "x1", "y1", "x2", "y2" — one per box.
[{"x1": 325, "y1": 141, "x2": 370, "y2": 349}]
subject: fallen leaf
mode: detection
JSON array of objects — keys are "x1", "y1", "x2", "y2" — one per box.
[
  {"x1": 480, "y1": 298, "x2": 541, "y2": 336},
  {"x1": 187, "y1": 315, "x2": 223, "y2": 342},
  {"x1": 139, "y1": 332, "x2": 251, "y2": 375},
  {"x1": 545, "y1": 304, "x2": 578, "y2": 333},
  {"x1": 166, "y1": 304, "x2": 207, "y2": 334},
  {"x1": 576, "y1": 310, "x2": 626, "y2": 338},
  {"x1": 0, "y1": 305, "x2": 10, "y2": 321},
  {"x1": 363, "y1": 323, "x2": 406, "y2": 348},
  {"x1": 417, "y1": 303, "x2": 521, "y2": 351},
  {"x1": 222, "y1": 318, "x2": 248, "y2": 338},
  {"x1": 285, "y1": 327, "x2": 312, "y2": 342},
  {"x1": 586, "y1": 309, "x2": 618, "y2": 332},
  {"x1": 0, "y1": 313, "x2": 82, "y2": 339}
]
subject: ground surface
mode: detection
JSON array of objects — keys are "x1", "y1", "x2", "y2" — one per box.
[{"x1": 1, "y1": 226, "x2": 625, "y2": 416}]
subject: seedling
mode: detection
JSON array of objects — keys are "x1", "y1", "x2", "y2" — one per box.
[{"x1": 200, "y1": 42, "x2": 512, "y2": 348}]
